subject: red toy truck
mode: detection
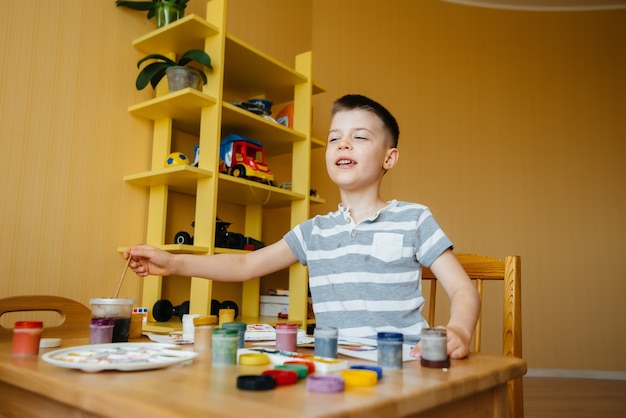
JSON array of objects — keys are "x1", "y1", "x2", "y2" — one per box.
[{"x1": 219, "y1": 134, "x2": 274, "y2": 184}]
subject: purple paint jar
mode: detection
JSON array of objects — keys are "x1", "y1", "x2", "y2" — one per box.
[{"x1": 89, "y1": 318, "x2": 114, "y2": 344}]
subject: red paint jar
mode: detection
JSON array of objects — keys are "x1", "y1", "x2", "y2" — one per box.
[
  {"x1": 12, "y1": 321, "x2": 44, "y2": 356},
  {"x1": 275, "y1": 323, "x2": 298, "y2": 352}
]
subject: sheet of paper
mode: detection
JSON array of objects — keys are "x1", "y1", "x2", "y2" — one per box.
[
  {"x1": 244, "y1": 323, "x2": 276, "y2": 341},
  {"x1": 336, "y1": 336, "x2": 418, "y2": 362}
]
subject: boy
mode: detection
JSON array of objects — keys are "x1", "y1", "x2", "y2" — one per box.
[{"x1": 125, "y1": 94, "x2": 480, "y2": 360}]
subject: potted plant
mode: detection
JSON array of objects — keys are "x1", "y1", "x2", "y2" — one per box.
[
  {"x1": 115, "y1": 0, "x2": 190, "y2": 28},
  {"x1": 136, "y1": 49, "x2": 213, "y2": 92}
]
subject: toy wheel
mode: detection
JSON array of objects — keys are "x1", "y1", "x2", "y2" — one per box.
[
  {"x1": 230, "y1": 165, "x2": 246, "y2": 178},
  {"x1": 210, "y1": 299, "x2": 221, "y2": 316},
  {"x1": 174, "y1": 231, "x2": 192, "y2": 245},
  {"x1": 152, "y1": 299, "x2": 173, "y2": 322}
]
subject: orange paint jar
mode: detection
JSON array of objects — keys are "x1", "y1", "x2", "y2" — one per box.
[{"x1": 12, "y1": 321, "x2": 43, "y2": 356}]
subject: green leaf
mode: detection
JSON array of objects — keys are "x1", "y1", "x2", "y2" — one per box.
[
  {"x1": 136, "y1": 62, "x2": 169, "y2": 90},
  {"x1": 193, "y1": 68, "x2": 208, "y2": 85},
  {"x1": 115, "y1": 1, "x2": 155, "y2": 11},
  {"x1": 137, "y1": 54, "x2": 176, "y2": 68},
  {"x1": 177, "y1": 49, "x2": 212, "y2": 70}
]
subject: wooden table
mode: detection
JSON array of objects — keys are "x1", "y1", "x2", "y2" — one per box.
[{"x1": 0, "y1": 338, "x2": 526, "y2": 418}]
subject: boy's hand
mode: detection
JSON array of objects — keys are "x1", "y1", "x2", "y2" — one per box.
[
  {"x1": 443, "y1": 325, "x2": 472, "y2": 359},
  {"x1": 124, "y1": 245, "x2": 175, "y2": 277},
  {"x1": 409, "y1": 325, "x2": 472, "y2": 359}
]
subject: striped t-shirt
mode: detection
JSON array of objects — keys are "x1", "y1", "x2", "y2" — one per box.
[{"x1": 284, "y1": 200, "x2": 453, "y2": 339}]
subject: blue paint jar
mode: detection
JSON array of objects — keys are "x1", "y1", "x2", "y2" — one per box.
[
  {"x1": 314, "y1": 326, "x2": 338, "y2": 359},
  {"x1": 377, "y1": 332, "x2": 403, "y2": 369}
]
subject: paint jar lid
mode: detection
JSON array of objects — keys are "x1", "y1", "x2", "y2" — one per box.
[
  {"x1": 275, "y1": 364, "x2": 308, "y2": 379},
  {"x1": 285, "y1": 360, "x2": 315, "y2": 374},
  {"x1": 275, "y1": 323, "x2": 298, "y2": 330},
  {"x1": 262, "y1": 369, "x2": 298, "y2": 386},
  {"x1": 239, "y1": 353, "x2": 270, "y2": 366},
  {"x1": 306, "y1": 375, "x2": 345, "y2": 393},
  {"x1": 377, "y1": 331, "x2": 403, "y2": 342},
  {"x1": 236, "y1": 375, "x2": 276, "y2": 391},
  {"x1": 39, "y1": 338, "x2": 62, "y2": 348},
  {"x1": 14, "y1": 321, "x2": 43, "y2": 329},
  {"x1": 212, "y1": 328, "x2": 238, "y2": 336},
  {"x1": 350, "y1": 364, "x2": 383, "y2": 380},
  {"x1": 222, "y1": 321, "x2": 247, "y2": 330},
  {"x1": 341, "y1": 369, "x2": 379, "y2": 387},
  {"x1": 193, "y1": 315, "x2": 217, "y2": 326}
]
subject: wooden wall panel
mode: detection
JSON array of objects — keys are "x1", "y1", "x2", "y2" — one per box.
[{"x1": 0, "y1": 1, "x2": 152, "y2": 309}]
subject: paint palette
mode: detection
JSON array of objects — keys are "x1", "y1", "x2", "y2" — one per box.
[{"x1": 41, "y1": 343, "x2": 198, "y2": 372}]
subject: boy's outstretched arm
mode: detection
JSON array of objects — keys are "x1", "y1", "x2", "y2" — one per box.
[
  {"x1": 410, "y1": 249, "x2": 480, "y2": 359},
  {"x1": 124, "y1": 239, "x2": 297, "y2": 283}
]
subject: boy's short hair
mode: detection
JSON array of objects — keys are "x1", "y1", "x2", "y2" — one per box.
[{"x1": 331, "y1": 94, "x2": 400, "y2": 148}]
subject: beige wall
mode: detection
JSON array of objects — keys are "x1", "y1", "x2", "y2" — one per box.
[
  {"x1": 1, "y1": 0, "x2": 624, "y2": 373},
  {"x1": 309, "y1": 0, "x2": 626, "y2": 373}
]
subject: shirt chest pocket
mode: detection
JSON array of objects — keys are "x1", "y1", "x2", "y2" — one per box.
[{"x1": 371, "y1": 233, "x2": 404, "y2": 262}]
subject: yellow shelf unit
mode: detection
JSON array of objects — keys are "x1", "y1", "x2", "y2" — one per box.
[
  {"x1": 122, "y1": 0, "x2": 324, "y2": 330},
  {"x1": 132, "y1": 14, "x2": 220, "y2": 54},
  {"x1": 124, "y1": 165, "x2": 213, "y2": 195},
  {"x1": 128, "y1": 88, "x2": 217, "y2": 133}
]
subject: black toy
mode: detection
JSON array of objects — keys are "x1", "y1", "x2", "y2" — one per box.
[
  {"x1": 174, "y1": 218, "x2": 264, "y2": 251},
  {"x1": 152, "y1": 299, "x2": 190, "y2": 322}
]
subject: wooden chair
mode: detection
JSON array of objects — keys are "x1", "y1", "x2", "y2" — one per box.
[
  {"x1": 422, "y1": 254, "x2": 523, "y2": 418},
  {"x1": 0, "y1": 295, "x2": 92, "y2": 341}
]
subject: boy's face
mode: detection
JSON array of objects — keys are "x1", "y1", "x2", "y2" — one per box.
[{"x1": 326, "y1": 109, "x2": 398, "y2": 192}]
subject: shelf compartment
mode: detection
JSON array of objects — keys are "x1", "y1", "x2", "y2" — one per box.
[
  {"x1": 132, "y1": 14, "x2": 219, "y2": 55},
  {"x1": 311, "y1": 137, "x2": 326, "y2": 149},
  {"x1": 124, "y1": 165, "x2": 213, "y2": 195},
  {"x1": 128, "y1": 88, "x2": 217, "y2": 133},
  {"x1": 310, "y1": 196, "x2": 326, "y2": 205},
  {"x1": 224, "y1": 35, "x2": 311, "y2": 104},
  {"x1": 221, "y1": 102, "x2": 306, "y2": 156},
  {"x1": 217, "y1": 174, "x2": 305, "y2": 208}
]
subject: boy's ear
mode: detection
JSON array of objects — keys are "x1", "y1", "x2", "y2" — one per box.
[{"x1": 383, "y1": 148, "x2": 399, "y2": 170}]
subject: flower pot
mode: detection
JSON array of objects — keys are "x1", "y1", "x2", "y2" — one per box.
[
  {"x1": 166, "y1": 66, "x2": 203, "y2": 92},
  {"x1": 155, "y1": 3, "x2": 184, "y2": 28}
]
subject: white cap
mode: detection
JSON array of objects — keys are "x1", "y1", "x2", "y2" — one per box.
[{"x1": 39, "y1": 338, "x2": 62, "y2": 348}]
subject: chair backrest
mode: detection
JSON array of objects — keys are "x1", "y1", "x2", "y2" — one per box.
[
  {"x1": 422, "y1": 254, "x2": 523, "y2": 418},
  {"x1": 0, "y1": 295, "x2": 92, "y2": 341}
]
